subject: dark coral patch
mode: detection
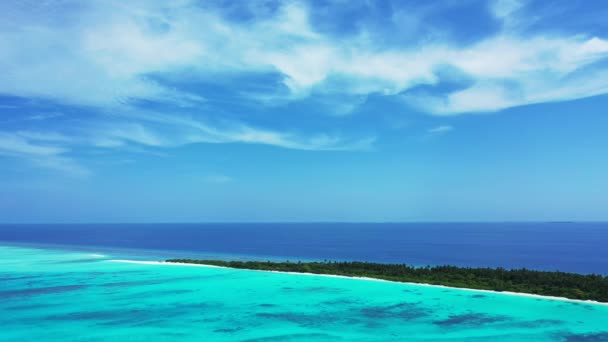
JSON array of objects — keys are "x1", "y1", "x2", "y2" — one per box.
[
  {"x1": 0, "y1": 284, "x2": 87, "y2": 298},
  {"x1": 255, "y1": 312, "x2": 328, "y2": 327},
  {"x1": 242, "y1": 333, "x2": 336, "y2": 341},
  {"x1": 434, "y1": 313, "x2": 510, "y2": 327},
  {"x1": 561, "y1": 332, "x2": 608, "y2": 342},
  {"x1": 359, "y1": 302, "x2": 428, "y2": 320},
  {"x1": 214, "y1": 327, "x2": 243, "y2": 333}
]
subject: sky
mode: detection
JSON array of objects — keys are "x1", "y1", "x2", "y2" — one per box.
[{"x1": 1, "y1": 0, "x2": 608, "y2": 223}]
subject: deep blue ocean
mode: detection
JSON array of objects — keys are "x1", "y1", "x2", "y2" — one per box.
[{"x1": 1, "y1": 222, "x2": 607, "y2": 274}]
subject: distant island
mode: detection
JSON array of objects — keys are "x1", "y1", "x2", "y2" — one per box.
[{"x1": 166, "y1": 259, "x2": 608, "y2": 303}]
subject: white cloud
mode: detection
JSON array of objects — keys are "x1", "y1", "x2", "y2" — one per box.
[
  {"x1": 402, "y1": 36, "x2": 608, "y2": 114},
  {"x1": 1, "y1": 0, "x2": 607, "y2": 116}
]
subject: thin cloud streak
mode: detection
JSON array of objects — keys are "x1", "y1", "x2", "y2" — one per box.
[
  {"x1": 427, "y1": 125, "x2": 453, "y2": 134},
  {"x1": 204, "y1": 174, "x2": 233, "y2": 184},
  {"x1": 0, "y1": 132, "x2": 89, "y2": 177},
  {"x1": 88, "y1": 114, "x2": 376, "y2": 151}
]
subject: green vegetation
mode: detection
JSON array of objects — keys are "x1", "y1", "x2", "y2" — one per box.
[{"x1": 166, "y1": 259, "x2": 608, "y2": 303}]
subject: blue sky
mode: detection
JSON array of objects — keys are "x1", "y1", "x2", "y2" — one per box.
[{"x1": 1, "y1": 0, "x2": 608, "y2": 222}]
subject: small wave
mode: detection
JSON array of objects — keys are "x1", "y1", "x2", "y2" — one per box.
[{"x1": 88, "y1": 253, "x2": 106, "y2": 258}]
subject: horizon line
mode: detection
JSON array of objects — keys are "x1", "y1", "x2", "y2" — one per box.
[{"x1": 1, "y1": 221, "x2": 607, "y2": 225}]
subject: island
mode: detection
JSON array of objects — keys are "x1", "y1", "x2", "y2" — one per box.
[{"x1": 166, "y1": 259, "x2": 608, "y2": 303}]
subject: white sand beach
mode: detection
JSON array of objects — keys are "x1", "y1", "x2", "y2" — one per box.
[{"x1": 109, "y1": 259, "x2": 608, "y2": 307}]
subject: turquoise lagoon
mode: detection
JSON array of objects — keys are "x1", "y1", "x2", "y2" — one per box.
[{"x1": 1, "y1": 245, "x2": 607, "y2": 341}]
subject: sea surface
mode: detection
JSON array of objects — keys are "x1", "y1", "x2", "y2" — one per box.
[
  {"x1": 2, "y1": 223, "x2": 608, "y2": 341},
  {"x1": 1, "y1": 245, "x2": 608, "y2": 341},
  {"x1": 1, "y1": 222, "x2": 608, "y2": 273}
]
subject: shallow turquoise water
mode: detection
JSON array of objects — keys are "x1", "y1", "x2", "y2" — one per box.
[{"x1": 1, "y1": 245, "x2": 607, "y2": 341}]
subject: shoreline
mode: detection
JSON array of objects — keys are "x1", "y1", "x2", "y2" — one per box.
[{"x1": 110, "y1": 259, "x2": 608, "y2": 307}]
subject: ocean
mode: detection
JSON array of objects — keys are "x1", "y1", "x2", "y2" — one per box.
[
  {"x1": 1, "y1": 222, "x2": 607, "y2": 273},
  {"x1": 1, "y1": 223, "x2": 607, "y2": 341}
]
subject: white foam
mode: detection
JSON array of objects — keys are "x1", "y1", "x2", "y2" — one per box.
[{"x1": 110, "y1": 260, "x2": 226, "y2": 268}]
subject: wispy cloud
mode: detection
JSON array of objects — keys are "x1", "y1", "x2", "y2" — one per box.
[
  {"x1": 0, "y1": 133, "x2": 66, "y2": 156},
  {"x1": 87, "y1": 114, "x2": 375, "y2": 151},
  {"x1": 204, "y1": 174, "x2": 233, "y2": 184},
  {"x1": 16, "y1": 131, "x2": 72, "y2": 142},
  {"x1": 91, "y1": 123, "x2": 166, "y2": 148},
  {"x1": 2, "y1": 121, "x2": 374, "y2": 176},
  {"x1": 427, "y1": 125, "x2": 453, "y2": 134},
  {"x1": 0, "y1": 132, "x2": 89, "y2": 177},
  {"x1": 26, "y1": 112, "x2": 65, "y2": 121},
  {"x1": 491, "y1": 0, "x2": 523, "y2": 20}
]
